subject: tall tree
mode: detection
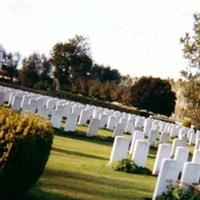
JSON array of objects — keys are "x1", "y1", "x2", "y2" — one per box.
[
  {"x1": 180, "y1": 13, "x2": 200, "y2": 127},
  {"x1": 50, "y1": 35, "x2": 93, "y2": 91},
  {"x1": 19, "y1": 53, "x2": 52, "y2": 89}
]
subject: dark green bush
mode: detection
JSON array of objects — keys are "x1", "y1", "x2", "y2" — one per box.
[
  {"x1": 112, "y1": 159, "x2": 151, "y2": 175},
  {"x1": 0, "y1": 107, "x2": 54, "y2": 199},
  {"x1": 157, "y1": 181, "x2": 200, "y2": 200}
]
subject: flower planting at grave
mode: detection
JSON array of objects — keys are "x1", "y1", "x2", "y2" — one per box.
[
  {"x1": 0, "y1": 107, "x2": 53, "y2": 199},
  {"x1": 112, "y1": 158, "x2": 152, "y2": 175},
  {"x1": 157, "y1": 180, "x2": 200, "y2": 200}
]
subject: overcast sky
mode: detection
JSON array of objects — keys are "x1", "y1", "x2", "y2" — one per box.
[{"x1": 0, "y1": 0, "x2": 200, "y2": 79}]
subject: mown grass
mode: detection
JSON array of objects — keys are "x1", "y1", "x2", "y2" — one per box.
[{"x1": 24, "y1": 126, "x2": 157, "y2": 200}]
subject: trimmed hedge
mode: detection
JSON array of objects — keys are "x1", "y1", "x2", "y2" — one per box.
[{"x1": 0, "y1": 107, "x2": 53, "y2": 199}]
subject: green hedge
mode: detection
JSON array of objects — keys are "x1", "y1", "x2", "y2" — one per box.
[{"x1": 0, "y1": 107, "x2": 53, "y2": 199}]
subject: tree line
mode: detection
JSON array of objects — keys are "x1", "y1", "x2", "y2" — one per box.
[{"x1": 1, "y1": 35, "x2": 176, "y2": 117}]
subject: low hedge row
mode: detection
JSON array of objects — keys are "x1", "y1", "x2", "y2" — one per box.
[{"x1": 0, "y1": 80, "x2": 151, "y2": 117}]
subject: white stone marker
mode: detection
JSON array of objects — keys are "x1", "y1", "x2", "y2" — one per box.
[
  {"x1": 143, "y1": 118, "x2": 152, "y2": 137},
  {"x1": 180, "y1": 162, "x2": 200, "y2": 186},
  {"x1": 171, "y1": 138, "x2": 186, "y2": 157},
  {"x1": 113, "y1": 123, "x2": 125, "y2": 137},
  {"x1": 99, "y1": 114, "x2": 109, "y2": 128},
  {"x1": 148, "y1": 130, "x2": 159, "y2": 147},
  {"x1": 64, "y1": 113, "x2": 78, "y2": 132},
  {"x1": 109, "y1": 136, "x2": 130, "y2": 164},
  {"x1": 0, "y1": 92, "x2": 4, "y2": 105},
  {"x1": 125, "y1": 118, "x2": 135, "y2": 133},
  {"x1": 131, "y1": 140, "x2": 150, "y2": 167},
  {"x1": 192, "y1": 149, "x2": 200, "y2": 164},
  {"x1": 51, "y1": 111, "x2": 63, "y2": 129},
  {"x1": 195, "y1": 139, "x2": 200, "y2": 150},
  {"x1": 37, "y1": 106, "x2": 50, "y2": 118},
  {"x1": 129, "y1": 130, "x2": 144, "y2": 154},
  {"x1": 159, "y1": 132, "x2": 169, "y2": 143},
  {"x1": 152, "y1": 143, "x2": 171, "y2": 175},
  {"x1": 11, "y1": 95, "x2": 22, "y2": 111},
  {"x1": 174, "y1": 146, "x2": 189, "y2": 172},
  {"x1": 78, "y1": 109, "x2": 89, "y2": 125},
  {"x1": 107, "y1": 116, "x2": 118, "y2": 131},
  {"x1": 189, "y1": 131, "x2": 196, "y2": 145},
  {"x1": 87, "y1": 118, "x2": 100, "y2": 137},
  {"x1": 152, "y1": 159, "x2": 180, "y2": 200}
]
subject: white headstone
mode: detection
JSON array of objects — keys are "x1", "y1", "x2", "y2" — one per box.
[
  {"x1": 64, "y1": 113, "x2": 78, "y2": 132},
  {"x1": 113, "y1": 123, "x2": 125, "y2": 137},
  {"x1": 109, "y1": 136, "x2": 130, "y2": 164},
  {"x1": 153, "y1": 143, "x2": 171, "y2": 175},
  {"x1": 129, "y1": 130, "x2": 144, "y2": 154},
  {"x1": 174, "y1": 146, "x2": 189, "y2": 173},
  {"x1": 181, "y1": 162, "x2": 200, "y2": 186},
  {"x1": 87, "y1": 118, "x2": 100, "y2": 137},
  {"x1": 192, "y1": 149, "x2": 200, "y2": 164},
  {"x1": 11, "y1": 95, "x2": 22, "y2": 111},
  {"x1": 159, "y1": 132, "x2": 169, "y2": 143},
  {"x1": 171, "y1": 138, "x2": 186, "y2": 157},
  {"x1": 148, "y1": 130, "x2": 159, "y2": 147},
  {"x1": 78, "y1": 109, "x2": 89, "y2": 125},
  {"x1": 152, "y1": 159, "x2": 180, "y2": 200},
  {"x1": 51, "y1": 110, "x2": 63, "y2": 129},
  {"x1": 131, "y1": 140, "x2": 150, "y2": 167}
]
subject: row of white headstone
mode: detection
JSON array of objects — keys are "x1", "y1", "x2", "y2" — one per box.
[
  {"x1": 0, "y1": 85, "x2": 167, "y2": 137},
  {"x1": 109, "y1": 129, "x2": 200, "y2": 199}
]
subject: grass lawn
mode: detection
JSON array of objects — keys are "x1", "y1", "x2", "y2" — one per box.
[{"x1": 24, "y1": 126, "x2": 157, "y2": 200}]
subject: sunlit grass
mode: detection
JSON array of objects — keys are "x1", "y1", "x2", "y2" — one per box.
[{"x1": 24, "y1": 126, "x2": 157, "y2": 200}]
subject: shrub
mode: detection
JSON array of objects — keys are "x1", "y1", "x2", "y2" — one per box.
[
  {"x1": 112, "y1": 159, "x2": 151, "y2": 175},
  {"x1": 182, "y1": 117, "x2": 192, "y2": 128},
  {"x1": 131, "y1": 77, "x2": 176, "y2": 116},
  {"x1": 157, "y1": 180, "x2": 200, "y2": 200},
  {"x1": 0, "y1": 107, "x2": 54, "y2": 199}
]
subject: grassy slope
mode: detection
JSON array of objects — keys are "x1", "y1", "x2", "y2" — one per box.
[{"x1": 25, "y1": 126, "x2": 157, "y2": 200}]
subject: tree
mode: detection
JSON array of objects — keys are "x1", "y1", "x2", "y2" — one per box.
[
  {"x1": 91, "y1": 64, "x2": 121, "y2": 83},
  {"x1": 50, "y1": 35, "x2": 93, "y2": 91},
  {"x1": 180, "y1": 13, "x2": 200, "y2": 126},
  {"x1": 1, "y1": 52, "x2": 20, "y2": 82},
  {"x1": 180, "y1": 13, "x2": 200, "y2": 108},
  {"x1": 19, "y1": 53, "x2": 52, "y2": 89},
  {"x1": 130, "y1": 77, "x2": 176, "y2": 116}
]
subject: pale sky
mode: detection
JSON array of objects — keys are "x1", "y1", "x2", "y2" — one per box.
[{"x1": 0, "y1": 0, "x2": 200, "y2": 79}]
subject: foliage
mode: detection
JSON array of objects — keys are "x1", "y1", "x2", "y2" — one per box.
[
  {"x1": 1, "y1": 52, "x2": 20, "y2": 82},
  {"x1": 91, "y1": 64, "x2": 121, "y2": 83},
  {"x1": 157, "y1": 181, "x2": 200, "y2": 200},
  {"x1": 180, "y1": 13, "x2": 200, "y2": 125},
  {"x1": 112, "y1": 159, "x2": 151, "y2": 175},
  {"x1": 50, "y1": 35, "x2": 93, "y2": 90},
  {"x1": 130, "y1": 76, "x2": 176, "y2": 116},
  {"x1": 182, "y1": 117, "x2": 192, "y2": 128},
  {"x1": 19, "y1": 53, "x2": 52, "y2": 89},
  {"x1": 0, "y1": 107, "x2": 53, "y2": 199}
]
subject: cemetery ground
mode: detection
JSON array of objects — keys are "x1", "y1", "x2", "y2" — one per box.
[{"x1": 24, "y1": 125, "x2": 157, "y2": 200}]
